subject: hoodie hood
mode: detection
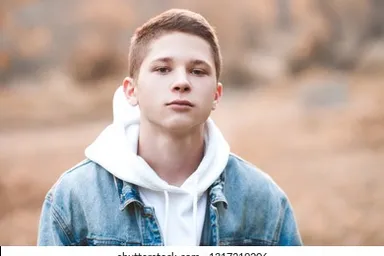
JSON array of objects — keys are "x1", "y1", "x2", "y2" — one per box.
[{"x1": 85, "y1": 86, "x2": 230, "y2": 245}]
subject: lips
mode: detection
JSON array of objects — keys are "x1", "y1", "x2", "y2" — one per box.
[{"x1": 166, "y1": 100, "x2": 194, "y2": 107}]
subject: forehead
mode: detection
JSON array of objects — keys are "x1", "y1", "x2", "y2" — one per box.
[{"x1": 142, "y1": 32, "x2": 214, "y2": 66}]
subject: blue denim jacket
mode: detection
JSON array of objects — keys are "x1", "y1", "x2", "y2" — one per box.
[{"x1": 37, "y1": 154, "x2": 302, "y2": 246}]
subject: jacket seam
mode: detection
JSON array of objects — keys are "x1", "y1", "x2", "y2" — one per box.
[
  {"x1": 273, "y1": 197, "x2": 287, "y2": 244},
  {"x1": 49, "y1": 200, "x2": 76, "y2": 245},
  {"x1": 219, "y1": 238, "x2": 275, "y2": 246},
  {"x1": 65, "y1": 159, "x2": 92, "y2": 175}
]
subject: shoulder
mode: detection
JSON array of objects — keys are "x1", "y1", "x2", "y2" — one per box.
[
  {"x1": 224, "y1": 153, "x2": 287, "y2": 203},
  {"x1": 45, "y1": 159, "x2": 115, "y2": 205},
  {"x1": 39, "y1": 160, "x2": 120, "y2": 245},
  {"x1": 220, "y1": 154, "x2": 301, "y2": 245}
]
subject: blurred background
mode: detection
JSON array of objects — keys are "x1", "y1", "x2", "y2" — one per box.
[{"x1": 1, "y1": 0, "x2": 384, "y2": 245}]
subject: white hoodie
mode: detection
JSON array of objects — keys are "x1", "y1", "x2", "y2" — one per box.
[{"x1": 85, "y1": 86, "x2": 230, "y2": 245}]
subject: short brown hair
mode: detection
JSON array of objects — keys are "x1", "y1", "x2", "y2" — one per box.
[{"x1": 128, "y1": 9, "x2": 222, "y2": 81}]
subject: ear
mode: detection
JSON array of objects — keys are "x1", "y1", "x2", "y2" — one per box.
[
  {"x1": 123, "y1": 77, "x2": 138, "y2": 106},
  {"x1": 212, "y1": 82, "x2": 223, "y2": 110}
]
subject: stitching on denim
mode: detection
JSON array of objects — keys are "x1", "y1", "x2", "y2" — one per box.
[
  {"x1": 66, "y1": 159, "x2": 92, "y2": 174},
  {"x1": 131, "y1": 204, "x2": 144, "y2": 245},
  {"x1": 220, "y1": 238, "x2": 275, "y2": 246},
  {"x1": 86, "y1": 236, "x2": 140, "y2": 246},
  {"x1": 141, "y1": 206, "x2": 163, "y2": 245},
  {"x1": 273, "y1": 196, "x2": 287, "y2": 244},
  {"x1": 140, "y1": 205, "x2": 148, "y2": 245},
  {"x1": 49, "y1": 200, "x2": 76, "y2": 245},
  {"x1": 45, "y1": 191, "x2": 53, "y2": 202}
]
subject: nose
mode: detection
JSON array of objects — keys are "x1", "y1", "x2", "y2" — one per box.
[{"x1": 171, "y1": 70, "x2": 191, "y2": 93}]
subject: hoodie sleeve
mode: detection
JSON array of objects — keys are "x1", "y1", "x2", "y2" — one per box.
[
  {"x1": 37, "y1": 193, "x2": 74, "y2": 246},
  {"x1": 277, "y1": 198, "x2": 303, "y2": 246}
]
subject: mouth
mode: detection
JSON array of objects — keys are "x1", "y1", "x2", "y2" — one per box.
[{"x1": 166, "y1": 100, "x2": 194, "y2": 107}]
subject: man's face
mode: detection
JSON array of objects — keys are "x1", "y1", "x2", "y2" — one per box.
[{"x1": 125, "y1": 32, "x2": 222, "y2": 133}]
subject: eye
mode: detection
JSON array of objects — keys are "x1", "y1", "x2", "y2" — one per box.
[
  {"x1": 191, "y1": 69, "x2": 207, "y2": 76},
  {"x1": 154, "y1": 66, "x2": 171, "y2": 74}
]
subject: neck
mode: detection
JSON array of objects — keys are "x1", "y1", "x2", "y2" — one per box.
[{"x1": 137, "y1": 121, "x2": 206, "y2": 186}]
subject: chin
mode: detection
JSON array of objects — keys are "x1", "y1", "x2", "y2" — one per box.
[
  {"x1": 161, "y1": 118, "x2": 205, "y2": 133},
  {"x1": 165, "y1": 122, "x2": 196, "y2": 132}
]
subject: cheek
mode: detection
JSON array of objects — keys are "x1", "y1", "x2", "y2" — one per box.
[
  {"x1": 201, "y1": 83, "x2": 217, "y2": 99},
  {"x1": 137, "y1": 73, "x2": 172, "y2": 95},
  {"x1": 135, "y1": 84, "x2": 163, "y2": 112},
  {"x1": 198, "y1": 88, "x2": 217, "y2": 110},
  {"x1": 191, "y1": 77, "x2": 217, "y2": 92},
  {"x1": 136, "y1": 76, "x2": 156, "y2": 98},
  {"x1": 137, "y1": 90, "x2": 156, "y2": 108}
]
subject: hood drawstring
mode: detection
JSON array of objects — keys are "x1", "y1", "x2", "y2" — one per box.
[
  {"x1": 192, "y1": 191, "x2": 198, "y2": 245},
  {"x1": 163, "y1": 190, "x2": 198, "y2": 245},
  {"x1": 163, "y1": 190, "x2": 170, "y2": 246}
]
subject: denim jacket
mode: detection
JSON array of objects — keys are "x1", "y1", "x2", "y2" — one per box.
[{"x1": 37, "y1": 154, "x2": 302, "y2": 246}]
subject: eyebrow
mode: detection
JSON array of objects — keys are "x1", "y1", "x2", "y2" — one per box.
[
  {"x1": 190, "y1": 59, "x2": 211, "y2": 68},
  {"x1": 151, "y1": 57, "x2": 173, "y2": 64},
  {"x1": 151, "y1": 57, "x2": 212, "y2": 68}
]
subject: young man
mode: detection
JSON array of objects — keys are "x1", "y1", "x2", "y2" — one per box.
[{"x1": 38, "y1": 9, "x2": 302, "y2": 246}]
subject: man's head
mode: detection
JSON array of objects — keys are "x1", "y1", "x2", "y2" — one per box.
[
  {"x1": 128, "y1": 9, "x2": 222, "y2": 81},
  {"x1": 123, "y1": 9, "x2": 223, "y2": 134}
]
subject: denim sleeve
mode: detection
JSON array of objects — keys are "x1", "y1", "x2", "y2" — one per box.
[
  {"x1": 277, "y1": 199, "x2": 303, "y2": 246},
  {"x1": 37, "y1": 195, "x2": 74, "y2": 246}
]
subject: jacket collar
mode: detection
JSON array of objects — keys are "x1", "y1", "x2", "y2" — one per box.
[
  {"x1": 115, "y1": 170, "x2": 228, "y2": 210},
  {"x1": 209, "y1": 170, "x2": 228, "y2": 208},
  {"x1": 114, "y1": 177, "x2": 143, "y2": 211}
]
